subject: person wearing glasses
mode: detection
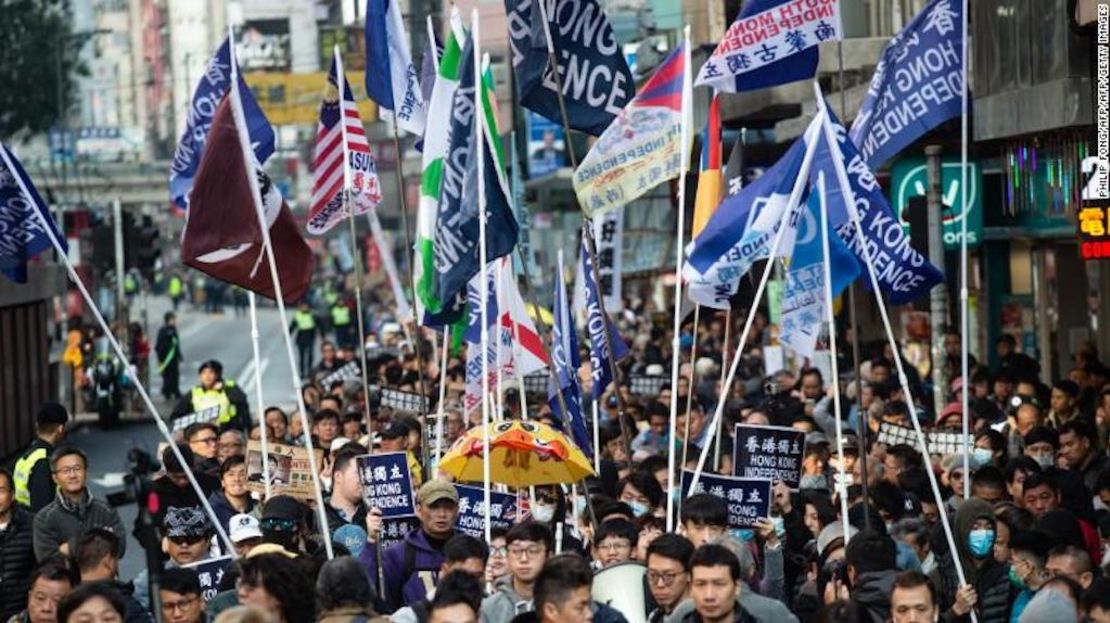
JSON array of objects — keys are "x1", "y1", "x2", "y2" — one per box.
[
  {"x1": 158, "y1": 568, "x2": 205, "y2": 623},
  {"x1": 646, "y1": 534, "x2": 694, "y2": 622},
  {"x1": 185, "y1": 423, "x2": 221, "y2": 478},
  {"x1": 31, "y1": 447, "x2": 125, "y2": 561},
  {"x1": 593, "y1": 520, "x2": 637, "y2": 569},
  {"x1": 480, "y1": 522, "x2": 552, "y2": 623}
]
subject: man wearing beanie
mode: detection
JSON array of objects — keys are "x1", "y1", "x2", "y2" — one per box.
[{"x1": 12, "y1": 402, "x2": 69, "y2": 512}]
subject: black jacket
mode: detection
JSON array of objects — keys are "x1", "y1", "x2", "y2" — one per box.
[
  {"x1": 849, "y1": 570, "x2": 896, "y2": 623},
  {"x1": 14, "y1": 438, "x2": 55, "y2": 513},
  {"x1": 677, "y1": 605, "x2": 756, "y2": 623},
  {"x1": 933, "y1": 498, "x2": 1013, "y2": 623},
  {"x1": 155, "y1": 326, "x2": 182, "y2": 367},
  {"x1": 0, "y1": 508, "x2": 35, "y2": 622}
]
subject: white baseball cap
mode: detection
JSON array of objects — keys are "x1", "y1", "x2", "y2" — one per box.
[{"x1": 229, "y1": 513, "x2": 262, "y2": 543}]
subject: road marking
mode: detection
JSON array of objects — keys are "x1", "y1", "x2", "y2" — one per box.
[
  {"x1": 245, "y1": 358, "x2": 270, "y2": 392},
  {"x1": 237, "y1": 358, "x2": 256, "y2": 388}
]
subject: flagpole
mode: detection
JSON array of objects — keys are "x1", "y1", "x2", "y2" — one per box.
[
  {"x1": 959, "y1": 0, "x2": 971, "y2": 500},
  {"x1": 665, "y1": 26, "x2": 693, "y2": 531},
  {"x1": 713, "y1": 309, "x2": 729, "y2": 471},
  {"x1": 432, "y1": 326, "x2": 450, "y2": 474},
  {"x1": 681, "y1": 305, "x2": 700, "y2": 472},
  {"x1": 816, "y1": 93, "x2": 974, "y2": 611},
  {"x1": 495, "y1": 258, "x2": 505, "y2": 420},
  {"x1": 472, "y1": 9, "x2": 493, "y2": 545},
  {"x1": 1, "y1": 145, "x2": 237, "y2": 558},
  {"x1": 532, "y1": 0, "x2": 633, "y2": 461},
  {"x1": 335, "y1": 45, "x2": 376, "y2": 437},
  {"x1": 247, "y1": 291, "x2": 272, "y2": 499},
  {"x1": 838, "y1": 36, "x2": 871, "y2": 531},
  {"x1": 687, "y1": 111, "x2": 824, "y2": 496},
  {"x1": 228, "y1": 31, "x2": 333, "y2": 559},
  {"x1": 816, "y1": 172, "x2": 851, "y2": 548}
]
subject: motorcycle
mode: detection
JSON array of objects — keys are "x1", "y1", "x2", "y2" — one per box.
[{"x1": 85, "y1": 354, "x2": 123, "y2": 428}]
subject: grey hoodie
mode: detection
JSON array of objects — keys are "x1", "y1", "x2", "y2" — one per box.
[
  {"x1": 480, "y1": 574, "x2": 533, "y2": 623},
  {"x1": 665, "y1": 591, "x2": 799, "y2": 623}
]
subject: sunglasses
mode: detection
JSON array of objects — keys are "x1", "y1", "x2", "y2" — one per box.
[{"x1": 169, "y1": 535, "x2": 207, "y2": 546}]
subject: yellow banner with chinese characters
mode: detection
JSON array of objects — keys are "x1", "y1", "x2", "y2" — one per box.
[{"x1": 243, "y1": 72, "x2": 378, "y2": 126}]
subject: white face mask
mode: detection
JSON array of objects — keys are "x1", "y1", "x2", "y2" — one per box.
[
  {"x1": 532, "y1": 503, "x2": 555, "y2": 524},
  {"x1": 1033, "y1": 454, "x2": 1054, "y2": 469},
  {"x1": 972, "y1": 447, "x2": 994, "y2": 465}
]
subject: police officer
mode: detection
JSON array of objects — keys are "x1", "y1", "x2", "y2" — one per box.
[
  {"x1": 171, "y1": 360, "x2": 251, "y2": 433},
  {"x1": 290, "y1": 301, "x2": 318, "y2": 379},
  {"x1": 156, "y1": 312, "x2": 183, "y2": 401},
  {"x1": 330, "y1": 295, "x2": 354, "y2": 350},
  {"x1": 168, "y1": 273, "x2": 184, "y2": 311},
  {"x1": 12, "y1": 402, "x2": 69, "y2": 512}
]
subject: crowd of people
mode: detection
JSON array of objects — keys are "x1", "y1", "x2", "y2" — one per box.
[{"x1": 4, "y1": 290, "x2": 1110, "y2": 623}]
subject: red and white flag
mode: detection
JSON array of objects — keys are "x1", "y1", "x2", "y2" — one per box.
[
  {"x1": 307, "y1": 48, "x2": 381, "y2": 235},
  {"x1": 181, "y1": 95, "x2": 314, "y2": 302}
]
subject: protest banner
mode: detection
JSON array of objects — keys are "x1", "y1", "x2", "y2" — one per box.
[
  {"x1": 733, "y1": 424, "x2": 806, "y2": 490},
  {"x1": 381, "y1": 387, "x2": 430, "y2": 413},
  {"x1": 318, "y1": 360, "x2": 361, "y2": 389},
  {"x1": 629, "y1": 374, "x2": 667, "y2": 396},
  {"x1": 170, "y1": 406, "x2": 221, "y2": 433},
  {"x1": 378, "y1": 516, "x2": 421, "y2": 551},
  {"x1": 877, "y1": 421, "x2": 974, "y2": 456},
  {"x1": 357, "y1": 452, "x2": 416, "y2": 518},
  {"x1": 681, "y1": 469, "x2": 772, "y2": 528},
  {"x1": 182, "y1": 556, "x2": 232, "y2": 602},
  {"x1": 454, "y1": 484, "x2": 521, "y2": 538},
  {"x1": 246, "y1": 440, "x2": 324, "y2": 501}
]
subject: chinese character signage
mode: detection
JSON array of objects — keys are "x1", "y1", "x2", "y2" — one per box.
[
  {"x1": 170, "y1": 405, "x2": 221, "y2": 433},
  {"x1": 733, "y1": 424, "x2": 806, "y2": 490},
  {"x1": 681, "y1": 470, "x2": 772, "y2": 528},
  {"x1": 246, "y1": 441, "x2": 325, "y2": 501},
  {"x1": 357, "y1": 452, "x2": 416, "y2": 518},
  {"x1": 183, "y1": 556, "x2": 232, "y2": 602},
  {"x1": 1079, "y1": 201, "x2": 1110, "y2": 260},
  {"x1": 453, "y1": 484, "x2": 521, "y2": 538}
]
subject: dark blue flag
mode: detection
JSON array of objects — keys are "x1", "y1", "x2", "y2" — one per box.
[
  {"x1": 0, "y1": 143, "x2": 67, "y2": 283},
  {"x1": 813, "y1": 99, "x2": 944, "y2": 305},
  {"x1": 849, "y1": 0, "x2": 964, "y2": 167},
  {"x1": 504, "y1": 0, "x2": 634, "y2": 137},
  {"x1": 549, "y1": 255, "x2": 591, "y2": 458},
  {"x1": 580, "y1": 238, "x2": 628, "y2": 399},
  {"x1": 169, "y1": 39, "x2": 274, "y2": 211},
  {"x1": 432, "y1": 35, "x2": 519, "y2": 322}
]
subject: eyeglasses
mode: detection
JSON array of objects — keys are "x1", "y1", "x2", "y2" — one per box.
[
  {"x1": 597, "y1": 541, "x2": 632, "y2": 553},
  {"x1": 53, "y1": 465, "x2": 84, "y2": 476},
  {"x1": 647, "y1": 570, "x2": 684, "y2": 586},
  {"x1": 507, "y1": 545, "x2": 545, "y2": 559},
  {"x1": 162, "y1": 596, "x2": 197, "y2": 612},
  {"x1": 490, "y1": 546, "x2": 508, "y2": 557},
  {"x1": 192, "y1": 436, "x2": 218, "y2": 445}
]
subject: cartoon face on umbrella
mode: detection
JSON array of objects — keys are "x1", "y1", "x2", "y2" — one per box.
[{"x1": 440, "y1": 420, "x2": 595, "y2": 487}]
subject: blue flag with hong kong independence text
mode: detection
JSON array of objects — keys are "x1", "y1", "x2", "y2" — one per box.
[
  {"x1": 504, "y1": 0, "x2": 634, "y2": 137},
  {"x1": 169, "y1": 39, "x2": 274, "y2": 211},
  {"x1": 849, "y1": 0, "x2": 964, "y2": 168},
  {"x1": 580, "y1": 238, "x2": 628, "y2": 399},
  {"x1": 696, "y1": 0, "x2": 843, "y2": 93},
  {"x1": 548, "y1": 256, "x2": 592, "y2": 458},
  {"x1": 0, "y1": 142, "x2": 67, "y2": 283}
]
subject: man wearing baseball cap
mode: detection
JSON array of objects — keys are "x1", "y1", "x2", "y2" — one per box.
[
  {"x1": 228, "y1": 513, "x2": 262, "y2": 558},
  {"x1": 12, "y1": 402, "x2": 69, "y2": 512},
  {"x1": 360, "y1": 479, "x2": 460, "y2": 613},
  {"x1": 170, "y1": 359, "x2": 251, "y2": 432}
]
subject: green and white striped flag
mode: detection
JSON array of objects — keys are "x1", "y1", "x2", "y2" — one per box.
[{"x1": 416, "y1": 8, "x2": 465, "y2": 326}]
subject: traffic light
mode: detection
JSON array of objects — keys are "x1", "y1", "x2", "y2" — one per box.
[{"x1": 135, "y1": 216, "x2": 160, "y2": 278}]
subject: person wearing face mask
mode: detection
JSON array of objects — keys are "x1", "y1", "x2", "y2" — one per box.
[
  {"x1": 1021, "y1": 427, "x2": 1058, "y2": 471},
  {"x1": 617, "y1": 472, "x2": 663, "y2": 520},
  {"x1": 973, "y1": 430, "x2": 1008, "y2": 469},
  {"x1": 931, "y1": 498, "x2": 1010, "y2": 623},
  {"x1": 528, "y1": 485, "x2": 583, "y2": 555},
  {"x1": 1008, "y1": 530, "x2": 1053, "y2": 622}
]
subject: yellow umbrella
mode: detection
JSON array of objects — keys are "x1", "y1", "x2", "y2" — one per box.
[
  {"x1": 525, "y1": 302, "x2": 555, "y2": 326},
  {"x1": 439, "y1": 420, "x2": 595, "y2": 487}
]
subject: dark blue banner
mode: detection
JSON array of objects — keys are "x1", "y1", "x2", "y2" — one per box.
[
  {"x1": 504, "y1": 0, "x2": 633, "y2": 136},
  {"x1": 0, "y1": 143, "x2": 67, "y2": 283},
  {"x1": 182, "y1": 556, "x2": 232, "y2": 602},
  {"x1": 169, "y1": 39, "x2": 274, "y2": 210},
  {"x1": 454, "y1": 484, "x2": 521, "y2": 537},
  {"x1": 581, "y1": 238, "x2": 627, "y2": 399},
  {"x1": 357, "y1": 452, "x2": 415, "y2": 518},
  {"x1": 849, "y1": 0, "x2": 964, "y2": 168},
  {"x1": 681, "y1": 470, "x2": 772, "y2": 529},
  {"x1": 548, "y1": 258, "x2": 591, "y2": 458},
  {"x1": 732, "y1": 424, "x2": 806, "y2": 490}
]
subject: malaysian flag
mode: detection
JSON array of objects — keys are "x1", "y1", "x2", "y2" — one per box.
[{"x1": 307, "y1": 48, "x2": 382, "y2": 235}]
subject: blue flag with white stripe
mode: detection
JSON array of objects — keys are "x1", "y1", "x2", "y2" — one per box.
[
  {"x1": 365, "y1": 0, "x2": 427, "y2": 135},
  {"x1": 0, "y1": 143, "x2": 67, "y2": 283},
  {"x1": 696, "y1": 0, "x2": 843, "y2": 93},
  {"x1": 812, "y1": 99, "x2": 944, "y2": 305},
  {"x1": 580, "y1": 238, "x2": 628, "y2": 399},
  {"x1": 849, "y1": 0, "x2": 964, "y2": 168},
  {"x1": 780, "y1": 184, "x2": 860, "y2": 357},
  {"x1": 169, "y1": 39, "x2": 274, "y2": 211},
  {"x1": 549, "y1": 258, "x2": 591, "y2": 458}
]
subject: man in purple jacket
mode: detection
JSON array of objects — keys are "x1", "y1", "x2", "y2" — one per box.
[{"x1": 361, "y1": 479, "x2": 460, "y2": 613}]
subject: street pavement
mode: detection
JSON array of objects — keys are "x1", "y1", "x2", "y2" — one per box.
[{"x1": 69, "y1": 294, "x2": 309, "y2": 579}]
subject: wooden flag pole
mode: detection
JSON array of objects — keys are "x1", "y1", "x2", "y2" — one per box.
[
  {"x1": 3, "y1": 144, "x2": 236, "y2": 557},
  {"x1": 228, "y1": 31, "x2": 333, "y2": 559}
]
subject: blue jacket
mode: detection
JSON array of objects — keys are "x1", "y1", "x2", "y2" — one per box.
[{"x1": 359, "y1": 527, "x2": 448, "y2": 613}]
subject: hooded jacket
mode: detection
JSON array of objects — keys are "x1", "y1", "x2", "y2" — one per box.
[
  {"x1": 849, "y1": 570, "x2": 896, "y2": 623},
  {"x1": 934, "y1": 498, "x2": 1012, "y2": 623},
  {"x1": 359, "y1": 527, "x2": 449, "y2": 613}
]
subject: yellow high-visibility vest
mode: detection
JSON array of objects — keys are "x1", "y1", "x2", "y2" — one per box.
[
  {"x1": 331, "y1": 305, "x2": 351, "y2": 326},
  {"x1": 192, "y1": 385, "x2": 236, "y2": 424},
  {"x1": 293, "y1": 310, "x2": 316, "y2": 331},
  {"x1": 13, "y1": 447, "x2": 48, "y2": 507}
]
